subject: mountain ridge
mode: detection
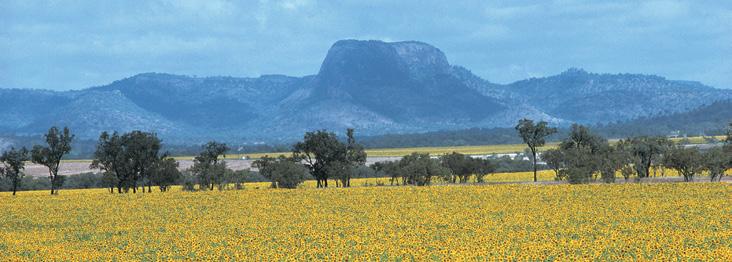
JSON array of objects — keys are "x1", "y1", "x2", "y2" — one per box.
[{"x1": 1, "y1": 39, "x2": 729, "y2": 143}]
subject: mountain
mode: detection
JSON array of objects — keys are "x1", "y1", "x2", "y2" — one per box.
[
  {"x1": 360, "y1": 100, "x2": 732, "y2": 149},
  {"x1": 598, "y1": 99, "x2": 732, "y2": 137},
  {"x1": 0, "y1": 39, "x2": 730, "y2": 144},
  {"x1": 502, "y1": 68, "x2": 728, "y2": 123}
]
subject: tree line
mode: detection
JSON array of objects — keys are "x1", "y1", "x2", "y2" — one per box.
[
  {"x1": 517, "y1": 119, "x2": 732, "y2": 184},
  {"x1": 2, "y1": 120, "x2": 730, "y2": 195}
]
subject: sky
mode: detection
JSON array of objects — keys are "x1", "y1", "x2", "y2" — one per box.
[{"x1": 1, "y1": 0, "x2": 731, "y2": 91}]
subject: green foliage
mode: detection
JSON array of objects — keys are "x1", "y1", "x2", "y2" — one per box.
[
  {"x1": 90, "y1": 131, "x2": 162, "y2": 193},
  {"x1": 550, "y1": 124, "x2": 624, "y2": 184},
  {"x1": 664, "y1": 146, "x2": 704, "y2": 182},
  {"x1": 371, "y1": 161, "x2": 402, "y2": 185},
  {"x1": 702, "y1": 147, "x2": 730, "y2": 182},
  {"x1": 101, "y1": 172, "x2": 118, "y2": 193},
  {"x1": 397, "y1": 153, "x2": 450, "y2": 186},
  {"x1": 541, "y1": 149, "x2": 563, "y2": 180},
  {"x1": 515, "y1": 118, "x2": 557, "y2": 182},
  {"x1": 253, "y1": 156, "x2": 309, "y2": 189},
  {"x1": 293, "y1": 129, "x2": 367, "y2": 188},
  {"x1": 293, "y1": 130, "x2": 345, "y2": 188},
  {"x1": 618, "y1": 136, "x2": 672, "y2": 179},
  {"x1": 151, "y1": 157, "x2": 181, "y2": 192},
  {"x1": 1, "y1": 147, "x2": 30, "y2": 195},
  {"x1": 191, "y1": 141, "x2": 229, "y2": 191},
  {"x1": 31, "y1": 126, "x2": 74, "y2": 195},
  {"x1": 180, "y1": 171, "x2": 197, "y2": 192},
  {"x1": 440, "y1": 152, "x2": 495, "y2": 183}
]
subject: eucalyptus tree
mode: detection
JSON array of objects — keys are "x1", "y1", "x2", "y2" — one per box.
[
  {"x1": 1, "y1": 147, "x2": 30, "y2": 195},
  {"x1": 253, "y1": 155, "x2": 309, "y2": 189},
  {"x1": 31, "y1": 126, "x2": 74, "y2": 195},
  {"x1": 664, "y1": 146, "x2": 704, "y2": 182},
  {"x1": 555, "y1": 124, "x2": 611, "y2": 184},
  {"x1": 293, "y1": 130, "x2": 347, "y2": 188},
  {"x1": 515, "y1": 119, "x2": 557, "y2": 182},
  {"x1": 341, "y1": 128, "x2": 367, "y2": 187},
  {"x1": 398, "y1": 152, "x2": 450, "y2": 186},
  {"x1": 191, "y1": 141, "x2": 229, "y2": 191},
  {"x1": 702, "y1": 147, "x2": 730, "y2": 182},
  {"x1": 122, "y1": 131, "x2": 162, "y2": 193},
  {"x1": 440, "y1": 152, "x2": 476, "y2": 183},
  {"x1": 371, "y1": 161, "x2": 401, "y2": 185},
  {"x1": 151, "y1": 156, "x2": 181, "y2": 192},
  {"x1": 90, "y1": 131, "x2": 162, "y2": 193},
  {"x1": 91, "y1": 132, "x2": 130, "y2": 193},
  {"x1": 541, "y1": 149, "x2": 564, "y2": 180},
  {"x1": 620, "y1": 136, "x2": 672, "y2": 179}
]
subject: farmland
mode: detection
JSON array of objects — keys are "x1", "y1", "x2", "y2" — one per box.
[
  {"x1": 1, "y1": 182, "x2": 730, "y2": 260},
  {"x1": 20, "y1": 135, "x2": 725, "y2": 178},
  {"x1": 194, "y1": 135, "x2": 725, "y2": 159}
]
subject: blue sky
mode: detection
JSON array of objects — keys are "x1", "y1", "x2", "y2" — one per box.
[{"x1": 1, "y1": 0, "x2": 731, "y2": 90}]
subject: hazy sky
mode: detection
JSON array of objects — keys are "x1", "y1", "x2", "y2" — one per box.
[{"x1": 2, "y1": 0, "x2": 731, "y2": 90}]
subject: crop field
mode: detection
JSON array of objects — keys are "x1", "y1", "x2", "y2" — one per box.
[
  {"x1": 189, "y1": 143, "x2": 553, "y2": 160},
  {"x1": 1, "y1": 182, "x2": 730, "y2": 260},
  {"x1": 185, "y1": 135, "x2": 725, "y2": 160}
]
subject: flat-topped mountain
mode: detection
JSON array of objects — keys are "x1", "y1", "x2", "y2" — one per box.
[{"x1": 1, "y1": 39, "x2": 729, "y2": 143}]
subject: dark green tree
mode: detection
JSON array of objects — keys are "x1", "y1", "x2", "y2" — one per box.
[
  {"x1": 90, "y1": 131, "x2": 162, "y2": 193},
  {"x1": 371, "y1": 161, "x2": 401, "y2": 185},
  {"x1": 91, "y1": 132, "x2": 131, "y2": 193},
  {"x1": 398, "y1": 152, "x2": 450, "y2": 186},
  {"x1": 556, "y1": 124, "x2": 609, "y2": 184},
  {"x1": 253, "y1": 155, "x2": 309, "y2": 189},
  {"x1": 620, "y1": 137, "x2": 672, "y2": 179},
  {"x1": 1, "y1": 147, "x2": 30, "y2": 195},
  {"x1": 191, "y1": 141, "x2": 229, "y2": 191},
  {"x1": 341, "y1": 128, "x2": 367, "y2": 187},
  {"x1": 101, "y1": 172, "x2": 118, "y2": 193},
  {"x1": 664, "y1": 146, "x2": 704, "y2": 182},
  {"x1": 473, "y1": 158, "x2": 496, "y2": 183},
  {"x1": 702, "y1": 147, "x2": 730, "y2": 182},
  {"x1": 440, "y1": 152, "x2": 476, "y2": 183},
  {"x1": 31, "y1": 126, "x2": 74, "y2": 195},
  {"x1": 293, "y1": 130, "x2": 347, "y2": 188},
  {"x1": 122, "y1": 131, "x2": 162, "y2": 193},
  {"x1": 541, "y1": 149, "x2": 564, "y2": 180},
  {"x1": 151, "y1": 157, "x2": 181, "y2": 192},
  {"x1": 515, "y1": 119, "x2": 557, "y2": 182}
]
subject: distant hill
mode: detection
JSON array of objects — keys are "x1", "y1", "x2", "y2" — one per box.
[
  {"x1": 361, "y1": 100, "x2": 732, "y2": 148},
  {"x1": 598, "y1": 99, "x2": 732, "y2": 137},
  {"x1": 0, "y1": 39, "x2": 730, "y2": 144}
]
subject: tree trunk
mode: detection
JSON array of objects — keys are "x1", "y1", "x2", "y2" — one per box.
[
  {"x1": 12, "y1": 178, "x2": 18, "y2": 195},
  {"x1": 49, "y1": 172, "x2": 55, "y2": 195},
  {"x1": 532, "y1": 150, "x2": 538, "y2": 182}
]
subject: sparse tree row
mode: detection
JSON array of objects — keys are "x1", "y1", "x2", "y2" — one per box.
[
  {"x1": 1, "y1": 121, "x2": 731, "y2": 195},
  {"x1": 536, "y1": 121, "x2": 732, "y2": 184},
  {"x1": 1, "y1": 127, "x2": 73, "y2": 195}
]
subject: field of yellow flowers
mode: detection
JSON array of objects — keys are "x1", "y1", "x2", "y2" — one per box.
[{"x1": 1, "y1": 182, "x2": 730, "y2": 260}]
